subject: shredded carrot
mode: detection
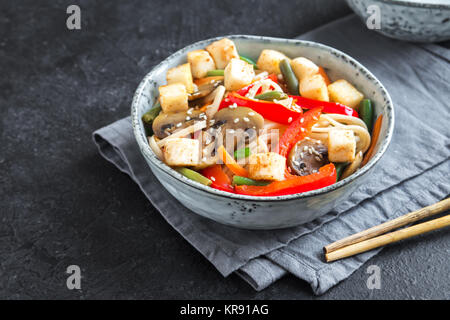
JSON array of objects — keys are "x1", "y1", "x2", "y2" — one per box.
[
  {"x1": 362, "y1": 114, "x2": 383, "y2": 166},
  {"x1": 218, "y1": 145, "x2": 249, "y2": 177},
  {"x1": 318, "y1": 67, "x2": 331, "y2": 86}
]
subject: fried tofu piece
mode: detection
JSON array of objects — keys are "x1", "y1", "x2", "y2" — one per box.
[
  {"x1": 328, "y1": 79, "x2": 364, "y2": 109},
  {"x1": 158, "y1": 83, "x2": 189, "y2": 113},
  {"x1": 187, "y1": 50, "x2": 216, "y2": 79},
  {"x1": 163, "y1": 138, "x2": 199, "y2": 166},
  {"x1": 290, "y1": 57, "x2": 320, "y2": 81},
  {"x1": 256, "y1": 49, "x2": 290, "y2": 75},
  {"x1": 224, "y1": 58, "x2": 255, "y2": 91},
  {"x1": 166, "y1": 63, "x2": 195, "y2": 93},
  {"x1": 327, "y1": 129, "x2": 356, "y2": 163},
  {"x1": 299, "y1": 74, "x2": 329, "y2": 102},
  {"x1": 248, "y1": 152, "x2": 286, "y2": 181},
  {"x1": 206, "y1": 38, "x2": 239, "y2": 69}
]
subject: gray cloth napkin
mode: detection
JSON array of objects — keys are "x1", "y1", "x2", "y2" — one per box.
[{"x1": 93, "y1": 15, "x2": 450, "y2": 295}]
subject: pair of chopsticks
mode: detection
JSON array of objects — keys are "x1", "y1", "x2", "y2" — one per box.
[{"x1": 324, "y1": 198, "x2": 450, "y2": 262}]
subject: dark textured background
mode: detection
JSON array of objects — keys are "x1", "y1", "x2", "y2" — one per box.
[{"x1": 1, "y1": 0, "x2": 449, "y2": 299}]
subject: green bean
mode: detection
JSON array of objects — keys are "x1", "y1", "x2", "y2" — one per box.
[
  {"x1": 279, "y1": 59, "x2": 299, "y2": 95},
  {"x1": 176, "y1": 168, "x2": 212, "y2": 186},
  {"x1": 206, "y1": 69, "x2": 225, "y2": 77},
  {"x1": 254, "y1": 91, "x2": 288, "y2": 101},
  {"x1": 240, "y1": 55, "x2": 258, "y2": 69},
  {"x1": 142, "y1": 102, "x2": 162, "y2": 136},
  {"x1": 360, "y1": 99, "x2": 374, "y2": 133},
  {"x1": 232, "y1": 176, "x2": 271, "y2": 186},
  {"x1": 234, "y1": 147, "x2": 250, "y2": 159},
  {"x1": 334, "y1": 162, "x2": 348, "y2": 182}
]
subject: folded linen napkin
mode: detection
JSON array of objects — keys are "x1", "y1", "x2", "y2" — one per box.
[{"x1": 93, "y1": 15, "x2": 450, "y2": 295}]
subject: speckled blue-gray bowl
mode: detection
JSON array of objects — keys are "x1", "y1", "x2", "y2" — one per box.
[
  {"x1": 131, "y1": 35, "x2": 394, "y2": 230},
  {"x1": 346, "y1": 0, "x2": 450, "y2": 42}
]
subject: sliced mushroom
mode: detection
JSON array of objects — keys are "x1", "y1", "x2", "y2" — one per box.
[
  {"x1": 288, "y1": 138, "x2": 329, "y2": 176},
  {"x1": 188, "y1": 76, "x2": 224, "y2": 101},
  {"x1": 152, "y1": 109, "x2": 206, "y2": 139}
]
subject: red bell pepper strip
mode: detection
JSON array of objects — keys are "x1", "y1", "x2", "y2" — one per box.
[
  {"x1": 236, "y1": 73, "x2": 278, "y2": 96},
  {"x1": 278, "y1": 107, "x2": 323, "y2": 158},
  {"x1": 289, "y1": 95, "x2": 358, "y2": 117},
  {"x1": 235, "y1": 163, "x2": 337, "y2": 196},
  {"x1": 220, "y1": 93, "x2": 303, "y2": 125},
  {"x1": 201, "y1": 164, "x2": 234, "y2": 193}
]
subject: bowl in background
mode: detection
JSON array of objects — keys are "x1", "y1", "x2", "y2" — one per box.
[
  {"x1": 131, "y1": 35, "x2": 394, "y2": 230},
  {"x1": 346, "y1": 0, "x2": 450, "y2": 42}
]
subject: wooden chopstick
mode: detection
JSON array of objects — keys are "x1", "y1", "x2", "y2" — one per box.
[{"x1": 324, "y1": 198, "x2": 450, "y2": 262}]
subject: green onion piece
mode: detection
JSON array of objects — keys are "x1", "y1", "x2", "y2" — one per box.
[
  {"x1": 142, "y1": 102, "x2": 162, "y2": 136},
  {"x1": 176, "y1": 168, "x2": 212, "y2": 186},
  {"x1": 234, "y1": 147, "x2": 250, "y2": 159},
  {"x1": 206, "y1": 69, "x2": 225, "y2": 77},
  {"x1": 240, "y1": 55, "x2": 258, "y2": 69},
  {"x1": 279, "y1": 59, "x2": 299, "y2": 95},
  {"x1": 254, "y1": 91, "x2": 288, "y2": 101},
  {"x1": 360, "y1": 99, "x2": 374, "y2": 133},
  {"x1": 334, "y1": 163, "x2": 348, "y2": 182},
  {"x1": 232, "y1": 176, "x2": 271, "y2": 186}
]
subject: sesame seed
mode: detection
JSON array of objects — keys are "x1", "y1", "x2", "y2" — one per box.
[
  {"x1": 248, "y1": 112, "x2": 255, "y2": 116},
  {"x1": 211, "y1": 176, "x2": 216, "y2": 182},
  {"x1": 308, "y1": 148, "x2": 313, "y2": 155},
  {"x1": 303, "y1": 146, "x2": 308, "y2": 151},
  {"x1": 209, "y1": 119, "x2": 215, "y2": 125},
  {"x1": 315, "y1": 156, "x2": 322, "y2": 162},
  {"x1": 187, "y1": 108, "x2": 193, "y2": 115},
  {"x1": 234, "y1": 118, "x2": 239, "y2": 123},
  {"x1": 288, "y1": 117, "x2": 293, "y2": 123},
  {"x1": 305, "y1": 137, "x2": 310, "y2": 140},
  {"x1": 301, "y1": 127, "x2": 305, "y2": 132},
  {"x1": 186, "y1": 116, "x2": 191, "y2": 121},
  {"x1": 299, "y1": 153, "x2": 304, "y2": 159},
  {"x1": 229, "y1": 129, "x2": 235, "y2": 134},
  {"x1": 176, "y1": 122, "x2": 183, "y2": 128},
  {"x1": 243, "y1": 117, "x2": 250, "y2": 122},
  {"x1": 300, "y1": 118, "x2": 304, "y2": 123}
]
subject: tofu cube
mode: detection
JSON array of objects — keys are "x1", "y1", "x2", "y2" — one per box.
[
  {"x1": 256, "y1": 49, "x2": 290, "y2": 75},
  {"x1": 328, "y1": 129, "x2": 356, "y2": 163},
  {"x1": 205, "y1": 38, "x2": 239, "y2": 69},
  {"x1": 299, "y1": 74, "x2": 329, "y2": 101},
  {"x1": 224, "y1": 58, "x2": 255, "y2": 91},
  {"x1": 290, "y1": 57, "x2": 319, "y2": 81},
  {"x1": 166, "y1": 63, "x2": 195, "y2": 93},
  {"x1": 248, "y1": 152, "x2": 286, "y2": 181},
  {"x1": 187, "y1": 50, "x2": 216, "y2": 79},
  {"x1": 158, "y1": 83, "x2": 188, "y2": 113},
  {"x1": 163, "y1": 138, "x2": 199, "y2": 166},
  {"x1": 328, "y1": 79, "x2": 364, "y2": 109}
]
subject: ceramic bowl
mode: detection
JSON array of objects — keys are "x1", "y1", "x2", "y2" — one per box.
[
  {"x1": 131, "y1": 35, "x2": 394, "y2": 230},
  {"x1": 346, "y1": 0, "x2": 450, "y2": 42}
]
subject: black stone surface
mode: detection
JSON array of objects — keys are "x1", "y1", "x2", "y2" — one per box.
[{"x1": 1, "y1": 0, "x2": 449, "y2": 299}]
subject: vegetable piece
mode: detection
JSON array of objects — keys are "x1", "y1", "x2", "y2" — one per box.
[
  {"x1": 224, "y1": 58, "x2": 255, "y2": 91},
  {"x1": 300, "y1": 74, "x2": 329, "y2": 102},
  {"x1": 234, "y1": 147, "x2": 250, "y2": 159},
  {"x1": 163, "y1": 138, "x2": 200, "y2": 166},
  {"x1": 327, "y1": 129, "x2": 356, "y2": 163},
  {"x1": 318, "y1": 66, "x2": 331, "y2": 86},
  {"x1": 359, "y1": 99, "x2": 374, "y2": 133},
  {"x1": 157, "y1": 120, "x2": 207, "y2": 147},
  {"x1": 290, "y1": 57, "x2": 319, "y2": 82},
  {"x1": 334, "y1": 162, "x2": 348, "y2": 181},
  {"x1": 205, "y1": 85, "x2": 226, "y2": 119},
  {"x1": 236, "y1": 73, "x2": 278, "y2": 96},
  {"x1": 341, "y1": 151, "x2": 363, "y2": 180},
  {"x1": 248, "y1": 152, "x2": 286, "y2": 181},
  {"x1": 254, "y1": 91, "x2": 288, "y2": 101},
  {"x1": 288, "y1": 95, "x2": 359, "y2": 117},
  {"x1": 361, "y1": 114, "x2": 383, "y2": 166},
  {"x1": 240, "y1": 55, "x2": 258, "y2": 69},
  {"x1": 221, "y1": 93, "x2": 302, "y2": 125},
  {"x1": 233, "y1": 176, "x2": 270, "y2": 186},
  {"x1": 201, "y1": 165, "x2": 234, "y2": 192},
  {"x1": 142, "y1": 102, "x2": 162, "y2": 136},
  {"x1": 279, "y1": 59, "x2": 299, "y2": 95},
  {"x1": 206, "y1": 38, "x2": 239, "y2": 69},
  {"x1": 278, "y1": 107, "x2": 323, "y2": 158},
  {"x1": 206, "y1": 69, "x2": 225, "y2": 77},
  {"x1": 166, "y1": 63, "x2": 195, "y2": 93},
  {"x1": 288, "y1": 139, "x2": 329, "y2": 176},
  {"x1": 328, "y1": 79, "x2": 364, "y2": 109},
  {"x1": 152, "y1": 108, "x2": 204, "y2": 139},
  {"x1": 159, "y1": 83, "x2": 189, "y2": 113},
  {"x1": 187, "y1": 49, "x2": 216, "y2": 79},
  {"x1": 190, "y1": 76, "x2": 224, "y2": 101},
  {"x1": 257, "y1": 49, "x2": 290, "y2": 75},
  {"x1": 218, "y1": 145, "x2": 249, "y2": 177},
  {"x1": 176, "y1": 168, "x2": 212, "y2": 186},
  {"x1": 212, "y1": 106, "x2": 264, "y2": 139},
  {"x1": 235, "y1": 163, "x2": 337, "y2": 196},
  {"x1": 148, "y1": 135, "x2": 164, "y2": 160}
]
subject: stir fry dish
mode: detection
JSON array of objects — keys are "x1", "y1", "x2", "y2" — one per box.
[{"x1": 143, "y1": 38, "x2": 382, "y2": 196}]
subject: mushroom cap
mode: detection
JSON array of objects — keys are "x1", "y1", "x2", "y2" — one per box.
[{"x1": 288, "y1": 138, "x2": 329, "y2": 176}]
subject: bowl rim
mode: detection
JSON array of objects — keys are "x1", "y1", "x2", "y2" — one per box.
[
  {"x1": 131, "y1": 34, "x2": 395, "y2": 202},
  {"x1": 369, "y1": 0, "x2": 450, "y2": 9}
]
